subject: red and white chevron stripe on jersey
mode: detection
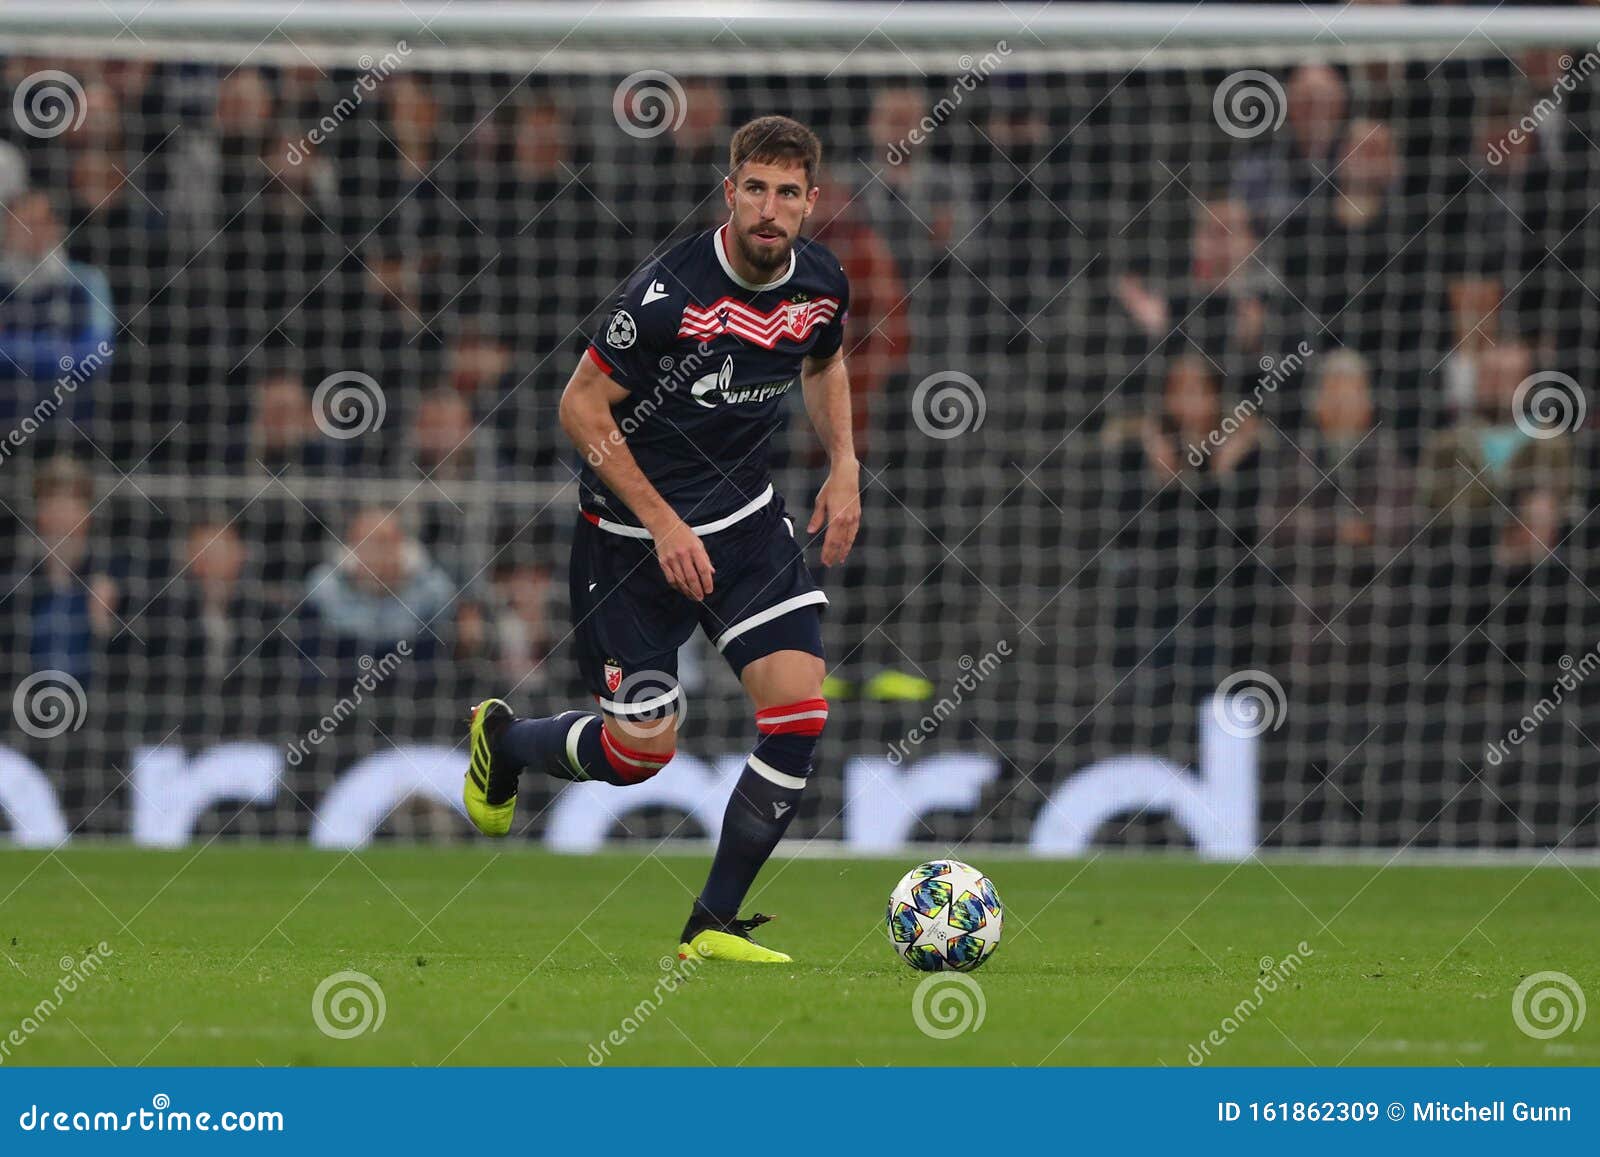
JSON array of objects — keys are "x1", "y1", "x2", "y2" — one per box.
[{"x1": 678, "y1": 295, "x2": 840, "y2": 349}]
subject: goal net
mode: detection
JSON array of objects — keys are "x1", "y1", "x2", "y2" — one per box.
[{"x1": 1, "y1": 3, "x2": 1597, "y2": 854}]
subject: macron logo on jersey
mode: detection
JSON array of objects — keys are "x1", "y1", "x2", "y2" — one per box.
[
  {"x1": 678, "y1": 295, "x2": 840, "y2": 349},
  {"x1": 641, "y1": 280, "x2": 669, "y2": 305}
]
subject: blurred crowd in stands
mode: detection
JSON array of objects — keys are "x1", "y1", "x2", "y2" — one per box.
[{"x1": 0, "y1": 41, "x2": 1596, "y2": 834}]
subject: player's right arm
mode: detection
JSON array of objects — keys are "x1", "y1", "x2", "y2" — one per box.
[{"x1": 559, "y1": 354, "x2": 716, "y2": 601}]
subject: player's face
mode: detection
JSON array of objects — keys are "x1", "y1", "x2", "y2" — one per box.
[{"x1": 724, "y1": 158, "x2": 818, "y2": 275}]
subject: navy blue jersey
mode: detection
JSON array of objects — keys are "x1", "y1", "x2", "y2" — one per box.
[{"x1": 582, "y1": 225, "x2": 849, "y2": 529}]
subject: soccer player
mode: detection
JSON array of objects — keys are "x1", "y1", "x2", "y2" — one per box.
[{"x1": 462, "y1": 117, "x2": 858, "y2": 963}]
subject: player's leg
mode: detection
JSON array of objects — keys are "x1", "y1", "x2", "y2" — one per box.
[
  {"x1": 678, "y1": 648, "x2": 825, "y2": 958},
  {"x1": 678, "y1": 505, "x2": 828, "y2": 961},
  {"x1": 465, "y1": 700, "x2": 681, "y2": 832},
  {"x1": 462, "y1": 518, "x2": 690, "y2": 836}
]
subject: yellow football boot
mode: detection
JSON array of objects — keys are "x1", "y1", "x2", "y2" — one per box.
[
  {"x1": 678, "y1": 913, "x2": 792, "y2": 964},
  {"x1": 463, "y1": 698, "x2": 518, "y2": 836}
]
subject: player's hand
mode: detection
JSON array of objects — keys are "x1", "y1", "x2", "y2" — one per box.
[
  {"x1": 651, "y1": 516, "x2": 715, "y2": 600},
  {"x1": 809, "y1": 459, "x2": 861, "y2": 567}
]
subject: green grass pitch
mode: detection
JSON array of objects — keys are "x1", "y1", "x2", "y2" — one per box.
[{"x1": 0, "y1": 846, "x2": 1593, "y2": 1066}]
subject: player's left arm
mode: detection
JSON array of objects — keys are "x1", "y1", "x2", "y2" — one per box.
[{"x1": 801, "y1": 345, "x2": 860, "y2": 567}]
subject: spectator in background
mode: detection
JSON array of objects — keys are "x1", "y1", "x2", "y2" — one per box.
[
  {"x1": 1115, "y1": 198, "x2": 1281, "y2": 382},
  {"x1": 0, "y1": 191, "x2": 116, "y2": 454},
  {"x1": 468, "y1": 94, "x2": 622, "y2": 356},
  {"x1": 313, "y1": 235, "x2": 447, "y2": 403},
  {"x1": 1271, "y1": 350, "x2": 1412, "y2": 684},
  {"x1": 302, "y1": 506, "x2": 458, "y2": 673},
  {"x1": 446, "y1": 319, "x2": 514, "y2": 401},
  {"x1": 2, "y1": 458, "x2": 120, "y2": 690},
  {"x1": 273, "y1": 64, "x2": 329, "y2": 128},
  {"x1": 1121, "y1": 354, "x2": 1265, "y2": 484},
  {"x1": 67, "y1": 148, "x2": 162, "y2": 310},
  {"x1": 1454, "y1": 94, "x2": 1556, "y2": 284},
  {"x1": 140, "y1": 519, "x2": 290, "y2": 727},
  {"x1": 248, "y1": 371, "x2": 344, "y2": 475},
  {"x1": 7, "y1": 73, "x2": 124, "y2": 191},
  {"x1": 410, "y1": 386, "x2": 494, "y2": 595},
  {"x1": 1283, "y1": 120, "x2": 1422, "y2": 372},
  {"x1": 1485, "y1": 480, "x2": 1590, "y2": 677},
  {"x1": 439, "y1": 320, "x2": 561, "y2": 477},
  {"x1": 811, "y1": 176, "x2": 908, "y2": 463},
  {"x1": 1496, "y1": 485, "x2": 1565, "y2": 573},
  {"x1": 1231, "y1": 63, "x2": 1348, "y2": 235},
  {"x1": 247, "y1": 129, "x2": 342, "y2": 339},
  {"x1": 1107, "y1": 356, "x2": 1267, "y2": 706},
  {"x1": 861, "y1": 85, "x2": 979, "y2": 286},
  {"x1": 1420, "y1": 338, "x2": 1573, "y2": 518},
  {"x1": 489, "y1": 559, "x2": 554, "y2": 691},
  {"x1": 808, "y1": 177, "x2": 920, "y2": 700},
  {"x1": 1278, "y1": 350, "x2": 1411, "y2": 552},
  {"x1": 411, "y1": 388, "x2": 476, "y2": 483},
  {"x1": 971, "y1": 78, "x2": 1076, "y2": 346},
  {"x1": 622, "y1": 76, "x2": 729, "y2": 242},
  {"x1": 1437, "y1": 276, "x2": 1503, "y2": 419},
  {"x1": 59, "y1": 79, "x2": 123, "y2": 157},
  {"x1": 98, "y1": 57, "x2": 166, "y2": 164},
  {"x1": 234, "y1": 370, "x2": 342, "y2": 590},
  {"x1": 168, "y1": 520, "x2": 253, "y2": 681},
  {"x1": 169, "y1": 67, "x2": 276, "y2": 241},
  {"x1": 365, "y1": 71, "x2": 449, "y2": 247},
  {"x1": 1456, "y1": 76, "x2": 1587, "y2": 351}
]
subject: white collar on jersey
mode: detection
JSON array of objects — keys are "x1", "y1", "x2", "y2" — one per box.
[{"x1": 713, "y1": 224, "x2": 796, "y2": 292}]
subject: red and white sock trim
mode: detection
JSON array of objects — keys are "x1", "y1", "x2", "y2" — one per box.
[
  {"x1": 756, "y1": 698, "x2": 829, "y2": 737},
  {"x1": 599, "y1": 727, "x2": 673, "y2": 784}
]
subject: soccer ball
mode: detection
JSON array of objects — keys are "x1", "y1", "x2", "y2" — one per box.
[{"x1": 886, "y1": 860, "x2": 1003, "y2": 971}]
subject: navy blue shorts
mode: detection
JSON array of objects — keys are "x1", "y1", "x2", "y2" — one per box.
[{"x1": 570, "y1": 496, "x2": 827, "y2": 717}]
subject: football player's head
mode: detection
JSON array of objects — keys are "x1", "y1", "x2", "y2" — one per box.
[{"x1": 724, "y1": 116, "x2": 822, "y2": 275}]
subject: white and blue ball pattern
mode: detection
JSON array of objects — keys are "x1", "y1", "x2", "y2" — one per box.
[{"x1": 886, "y1": 860, "x2": 1003, "y2": 971}]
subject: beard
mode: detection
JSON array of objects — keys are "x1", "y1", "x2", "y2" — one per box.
[{"x1": 732, "y1": 225, "x2": 793, "y2": 276}]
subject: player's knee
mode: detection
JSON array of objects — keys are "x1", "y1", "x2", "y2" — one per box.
[
  {"x1": 598, "y1": 721, "x2": 675, "y2": 785},
  {"x1": 751, "y1": 698, "x2": 828, "y2": 788}
]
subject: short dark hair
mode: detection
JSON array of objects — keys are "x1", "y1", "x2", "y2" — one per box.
[{"x1": 729, "y1": 116, "x2": 821, "y2": 187}]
